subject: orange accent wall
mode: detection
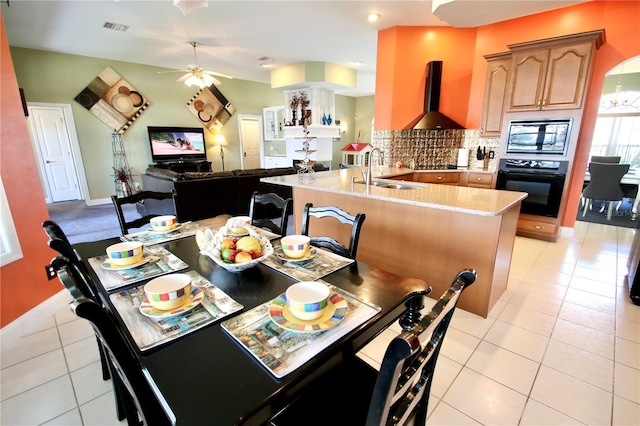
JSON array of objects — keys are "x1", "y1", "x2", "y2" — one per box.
[
  {"x1": 374, "y1": 1, "x2": 640, "y2": 229},
  {"x1": 1, "y1": 13, "x2": 60, "y2": 327},
  {"x1": 375, "y1": 27, "x2": 477, "y2": 130}
]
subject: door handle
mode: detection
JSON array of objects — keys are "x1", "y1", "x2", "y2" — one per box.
[{"x1": 45, "y1": 160, "x2": 54, "y2": 163}]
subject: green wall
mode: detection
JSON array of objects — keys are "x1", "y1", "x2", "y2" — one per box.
[{"x1": 10, "y1": 47, "x2": 374, "y2": 202}]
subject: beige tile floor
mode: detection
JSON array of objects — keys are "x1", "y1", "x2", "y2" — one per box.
[{"x1": 1, "y1": 221, "x2": 639, "y2": 425}]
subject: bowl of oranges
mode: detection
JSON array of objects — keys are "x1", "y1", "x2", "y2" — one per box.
[{"x1": 201, "y1": 224, "x2": 273, "y2": 272}]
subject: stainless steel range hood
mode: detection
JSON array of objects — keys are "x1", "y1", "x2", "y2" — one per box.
[{"x1": 409, "y1": 61, "x2": 464, "y2": 130}]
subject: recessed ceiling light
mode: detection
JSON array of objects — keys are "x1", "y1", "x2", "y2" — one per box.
[
  {"x1": 351, "y1": 61, "x2": 363, "y2": 66},
  {"x1": 367, "y1": 13, "x2": 380, "y2": 22},
  {"x1": 260, "y1": 63, "x2": 273, "y2": 69}
]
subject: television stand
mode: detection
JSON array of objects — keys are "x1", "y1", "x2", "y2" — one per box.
[{"x1": 152, "y1": 160, "x2": 211, "y2": 173}]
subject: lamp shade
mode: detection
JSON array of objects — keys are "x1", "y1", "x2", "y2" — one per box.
[
  {"x1": 173, "y1": 0, "x2": 209, "y2": 15},
  {"x1": 214, "y1": 135, "x2": 228, "y2": 146}
]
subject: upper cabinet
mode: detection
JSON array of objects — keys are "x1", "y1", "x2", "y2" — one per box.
[
  {"x1": 480, "y1": 52, "x2": 511, "y2": 137},
  {"x1": 263, "y1": 106, "x2": 285, "y2": 141},
  {"x1": 506, "y1": 30, "x2": 605, "y2": 112}
]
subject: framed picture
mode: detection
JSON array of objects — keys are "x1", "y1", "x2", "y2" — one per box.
[{"x1": 186, "y1": 85, "x2": 236, "y2": 132}]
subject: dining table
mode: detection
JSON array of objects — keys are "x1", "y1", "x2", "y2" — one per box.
[{"x1": 73, "y1": 217, "x2": 431, "y2": 425}]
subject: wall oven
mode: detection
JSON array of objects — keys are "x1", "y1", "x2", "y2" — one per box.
[{"x1": 496, "y1": 159, "x2": 568, "y2": 218}]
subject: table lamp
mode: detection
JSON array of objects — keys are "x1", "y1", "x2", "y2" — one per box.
[{"x1": 214, "y1": 135, "x2": 228, "y2": 171}]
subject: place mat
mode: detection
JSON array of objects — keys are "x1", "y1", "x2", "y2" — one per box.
[
  {"x1": 261, "y1": 244, "x2": 355, "y2": 281},
  {"x1": 110, "y1": 270, "x2": 243, "y2": 351},
  {"x1": 221, "y1": 283, "x2": 380, "y2": 378},
  {"x1": 121, "y1": 221, "x2": 201, "y2": 245},
  {"x1": 88, "y1": 246, "x2": 188, "y2": 291}
]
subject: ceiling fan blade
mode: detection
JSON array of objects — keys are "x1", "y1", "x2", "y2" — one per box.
[
  {"x1": 176, "y1": 73, "x2": 192, "y2": 82},
  {"x1": 204, "y1": 70, "x2": 233, "y2": 80},
  {"x1": 158, "y1": 69, "x2": 189, "y2": 74}
]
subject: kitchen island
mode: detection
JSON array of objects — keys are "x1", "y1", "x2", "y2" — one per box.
[{"x1": 262, "y1": 167, "x2": 527, "y2": 317}]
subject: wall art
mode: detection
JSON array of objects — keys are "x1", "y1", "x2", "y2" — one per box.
[
  {"x1": 186, "y1": 85, "x2": 236, "y2": 132},
  {"x1": 74, "y1": 66, "x2": 149, "y2": 134}
]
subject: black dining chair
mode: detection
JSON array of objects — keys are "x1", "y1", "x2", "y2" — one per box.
[
  {"x1": 248, "y1": 191, "x2": 293, "y2": 237},
  {"x1": 301, "y1": 203, "x2": 366, "y2": 259},
  {"x1": 43, "y1": 220, "x2": 82, "y2": 265},
  {"x1": 582, "y1": 162, "x2": 630, "y2": 220},
  {"x1": 70, "y1": 297, "x2": 174, "y2": 426},
  {"x1": 50, "y1": 257, "x2": 135, "y2": 421},
  {"x1": 590, "y1": 155, "x2": 621, "y2": 163},
  {"x1": 111, "y1": 191, "x2": 175, "y2": 235},
  {"x1": 270, "y1": 268, "x2": 477, "y2": 426}
]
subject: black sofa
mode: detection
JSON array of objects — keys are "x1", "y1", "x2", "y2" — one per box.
[{"x1": 140, "y1": 166, "x2": 297, "y2": 221}]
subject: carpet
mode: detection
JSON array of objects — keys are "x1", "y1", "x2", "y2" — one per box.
[
  {"x1": 576, "y1": 198, "x2": 639, "y2": 229},
  {"x1": 47, "y1": 200, "x2": 142, "y2": 244}
]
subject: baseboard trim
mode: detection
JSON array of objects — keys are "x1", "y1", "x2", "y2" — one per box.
[
  {"x1": 0, "y1": 290, "x2": 71, "y2": 348},
  {"x1": 85, "y1": 197, "x2": 112, "y2": 206}
]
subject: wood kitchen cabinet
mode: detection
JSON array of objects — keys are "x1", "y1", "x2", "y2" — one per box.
[
  {"x1": 481, "y1": 52, "x2": 511, "y2": 137},
  {"x1": 506, "y1": 30, "x2": 605, "y2": 112},
  {"x1": 466, "y1": 172, "x2": 495, "y2": 189},
  {"x1": 516, "y1": 214, "x2": 559, "y2": 242}
]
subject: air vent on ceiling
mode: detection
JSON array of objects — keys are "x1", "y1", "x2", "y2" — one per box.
[{"x1": 103, "y1": 22, "x2": 129, "y2": 32}]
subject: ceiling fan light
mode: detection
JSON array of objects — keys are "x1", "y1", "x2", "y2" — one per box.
[
  {"x1": 173, "y1": 0, "x2": 209, "y2": 16},
  {"x1": 184, "y1": 74, "x2": 205, "y2": 88}
]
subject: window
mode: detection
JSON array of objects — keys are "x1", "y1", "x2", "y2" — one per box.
[
  {"x1": 589, "y1": 90, "x2": 640, "y2": 167},
  {"x1": 0, "y1": 176, "x2": 23, "y2": 266}
]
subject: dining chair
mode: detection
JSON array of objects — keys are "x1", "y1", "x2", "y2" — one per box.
[
  {"x1": 582, "y1": 162, "x2": 630, "y2": 220},
  {"x1": 270, "y1": 268, "x2": 477, "y2": 426},
  {"x1": 42, "y1": 219, "x2": 71, "y2": 244},
  {"x1": 301, "y1": 203, "x2": 366, "y2": 259},
  {"x1": 50, "y1": 257, "x2": 132, "y2": 420},
  {"x1": 111, "y1": 191, "x2": 175, "y2": 235},
  {"x1": 590, "y1": 155, "x2": 621, "y2": 163},
  {"x1": 70, "y1": 297, "x2": 174, "y2": 426},
  {"x1": 248, "y1": 191, "x2": 293, "y2": 237}
]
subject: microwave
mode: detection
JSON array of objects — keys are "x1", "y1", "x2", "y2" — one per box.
[{"x1": 505, "y1": 118, "x2": 572, "y2": 155}]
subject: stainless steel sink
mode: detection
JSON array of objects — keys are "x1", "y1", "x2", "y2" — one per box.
[{"x1": 354, "y1": 179, "x2": 425, "y2": 190}]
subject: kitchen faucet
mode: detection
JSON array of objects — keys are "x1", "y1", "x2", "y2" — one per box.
[{"x1": 362, "y1": 147, "x2": 384, "y2": 186}]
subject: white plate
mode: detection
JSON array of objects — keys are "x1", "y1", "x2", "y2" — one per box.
[
  {"x1": 275, "y1": 247, "x2": 317, "y2": 263},
  {"x1": 147, "y1": 224, "x2": 182, "y2": 234},
  {"x1": 101, "y1": 257, "x2": 151, "y2": 271},
  {"x1": 139, "y1": 287, "x2": 205, "y2": 319}
]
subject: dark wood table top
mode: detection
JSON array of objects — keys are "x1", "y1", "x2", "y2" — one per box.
[{"x1": 75, "y1": 235, "x2": 430, "y2": 425}]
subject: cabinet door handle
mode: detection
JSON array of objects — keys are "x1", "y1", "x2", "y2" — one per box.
[
  {"x1": 534, "y1": 225, "x2": 544, "y2": 230},
  {"x1": 437, "y1": 176, "x2": 443, "y2": 180},
  {"x1": 541, "y1": 98, "x2": 547, "y2": 108},
  {"x1": 537, "y1": 99, "x2": 542, "y2": 108},
  {"x1": 475, "y1": 177, "x2": 482, "y2": 181}
]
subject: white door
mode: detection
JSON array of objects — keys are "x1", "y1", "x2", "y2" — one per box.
[
  {"x1": 30, "y1": 106, "x2": 81, "y2": 202},
  {"x1": 238, "y1": 115, "x2": 263, "y2": 169}
]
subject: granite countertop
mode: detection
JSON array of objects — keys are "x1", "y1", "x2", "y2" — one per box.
[{"x1": 261, "y1": 167, "x2": 526, "y2": 216}]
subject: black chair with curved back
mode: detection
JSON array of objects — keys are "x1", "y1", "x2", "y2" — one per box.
[
  {"x1": 43, "y1": 220, "x2": 81, "y2": 264},
  {"x1": 248, "y1": 191, "x2": 293, "y2": 238},
  {"x1": 301, "y1": 203, "x2": 366, "y2": 259},
  {"x1": 70, "y1": 297, "x2": 174, "y2": 426},
  {"x1": 270, "y1": 269, "x2": 477, "y2": 426},
  {"x1": 55, "y1": 258, "x2": 171, "y2": 425},
  {"x1": 582, "y1": 162, "x2": 630, "y2": 220},
  {"x1": 111, "y1": 191, "x2": 175, "y2": 235},
  {"x1": 590, "y1": 155, "x2": 621, "y2": 163},
  {"x1": 50, "y1": 256, "x2": 139, "y2": 423}
]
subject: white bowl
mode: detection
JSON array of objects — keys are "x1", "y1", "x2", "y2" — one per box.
[
  {"x1": 150, "y1": 215, "x2": 177, "y2": 231},
  {"x1": 280, "y1": 235, "x2": 311, "y2": 259},
  {"x1": 106, "y1": 241, "x2": 144, "y2": 266},
  {"x1": 226, "y1": 216, "x2": 252, "y2": 228},
  {"x1": 286, "y1": 281, "x2": 331, "y2": 321},
  {"x1": 144, "y1": 273, "x2": 192, "y2": 311},
  {"x1": 201, "y1": 224, "x2": 273, "y2": 272}
]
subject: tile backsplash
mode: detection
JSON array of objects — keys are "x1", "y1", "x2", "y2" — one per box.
[{"x1": 372, "y1": 129, "x2": 501, "y2": 171}]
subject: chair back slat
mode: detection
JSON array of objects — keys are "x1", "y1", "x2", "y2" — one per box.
[
  {"x1": 366, "y1": 269, "x2": 476, "y2": 426},
  {"x1": 249, "y1": 191, "x2": 293, "y2": 237},
  {"x1": 111, "y1": 191, "x2": 175, "y2": 235},
  {"x1": 301, "y1": 203, "x2": 366, "y2": 259}
]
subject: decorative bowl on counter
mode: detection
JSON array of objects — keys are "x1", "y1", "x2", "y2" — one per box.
[{"x1": 201, "y1": 224, "x2": 273, "y2": 272}]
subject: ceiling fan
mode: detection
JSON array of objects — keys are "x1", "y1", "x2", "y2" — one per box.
[{"x1": 160, "y1": 41, "x2": 232, "y2": 88}]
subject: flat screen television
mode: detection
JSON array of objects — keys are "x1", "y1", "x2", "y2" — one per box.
[{"x1": 147, "y1": 126, "x2": 207, "y2": 163}]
